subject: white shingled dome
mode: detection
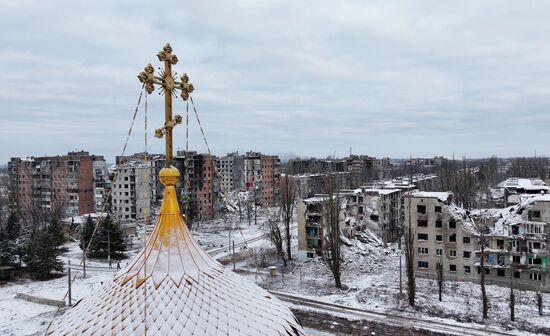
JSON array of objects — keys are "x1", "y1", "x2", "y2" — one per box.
[{"x1": 47, "y1": 167, "x2": 305, "y2": 336}]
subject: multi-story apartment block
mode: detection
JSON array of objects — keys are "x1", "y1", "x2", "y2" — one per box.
[
  {"x1": 291, "y1": 172, "x2": 352, "y2": 200},
  {"x1": 93, "y1": 158, "x2": 109, "y2": 212},
  {"x1": 260, "y1": 155, "x2": 280, "y2": 207},
  {"x1": 239, "y1": 152, "x2": 280, "y2": 207},
  {"x1": 8, "y1": 151, "x2": 105, "y2": 219},
  {"x1": 297, "y1": 193, "x2": 356, "y2": 261},
  {"x1": 297, "y1": 197, "x2": 325, "y2": 260},
  {"x1": 477, "y1": 195, "x2": 550, "y2": 291},
  {"x1": 346, "y1": 155, "x2": 377, "y2": 187},
  {"x1": 116, "y1": 152, "x2": 165, "y2": 204},
  {"x1": 346, "y1": 187, "x2": 402, "y2": 242},
  {"x1": 407, "y1": 192, "x2": 550, "y2": 291},
  {"x1": 217, "y1": 152, "x2": 244, "y2": 193},
  {"x1": 111, "y1": 161, "x2": 152, "y2": 222},
  {"x1": 405, "y1": 192, "x2": 478, "y2": 282},
  {"x1": 244, "y1": 152, "x2": 262, "y2": 191},
  {"x1": 174, "y1": 151, "x2": 219, "y2": 222},
  {"x1": 286, "y1": 158, "x2": 347, "y2": 175}
]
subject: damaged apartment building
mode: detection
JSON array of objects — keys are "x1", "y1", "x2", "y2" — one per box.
[
  {"x1": 406, "y1": 191, "x2": 550, "y2": 292},
  {"x1": 475, "y1": 195, "x2": 550, "y2": 291},
  {"x1": 297, "y1": 195, "x2": 350, "y2": 260},
  {"x1": 174, "y1": 151, "x2": 219, "y2": 222},
  {"x1": 111, "y1": 161, "x2": 153, "y2": 222},
  {"x1": 8, "y1": 151, "x2": 107, "y2": 219},
  {"x1": 217, "y1": 151, "x2": 281, "y2": 207}
]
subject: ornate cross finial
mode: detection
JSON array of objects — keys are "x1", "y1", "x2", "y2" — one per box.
[{"x1": 137, "y1": 43, "x2": 194, "y2": 166}]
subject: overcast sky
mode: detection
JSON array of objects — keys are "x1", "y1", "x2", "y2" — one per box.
[{"x1": 1, "y1": 1, "x2": 550, "y2": 163}]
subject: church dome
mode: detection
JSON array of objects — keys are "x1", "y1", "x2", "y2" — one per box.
[{"x1": 47, "y1": 166, "x2": 305, "y2": 336}]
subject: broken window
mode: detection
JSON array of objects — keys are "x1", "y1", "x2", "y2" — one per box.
[
  {"x1": 513, "y1": 256, "x2": 521, "y2": 264},
  {"x1": 435, "y1": 220, "x2": 442, "y2": 228},
  {"x1": 463, "y1": 237, "x2": 471, "y2": 244},
  {"x1": 529, "y1": 257, "x2": 542, "y2": 265},
  {"x1": 306, "y1": 227, "x2": 319, "y2": 238},
  {"x1": 417, "y1": 205, "x2": 426, "y2": 214},
  {"x1": 449, "y1": 220, "x2": 456, "y2": 229},
  {"x1": 449, "y1": 264, "x2": 456, "y2": 272},
  {"x1": 417, "y1": 233, "x2": 428, "y2": 241},
  {"x1": 434, "y1": 206, "x2": 442, "y2": 213},
  {"x1": 418, "y1": 247, "x2": 429, "y2": 255},
  {"x1": 417, "y1": 220, "x2": 428, "y2": 227},
  {"x1": 529, "y1": 210, "x2": 541, "y2": 220},
  {"x1": 497, "y1": 269, "x2": 505, "y2": 277},
  {"x1": 449, "y1": 234, "x2": 456, "y2": 243},
  {"x1": 530, "y1": 273, "x2": 542, "y2": 281},
  {"x1": 436, "y1": 249, "x2": 442, "y2": 256},
  {"x1": 496, "y1": 239, "x2": 504, "y2": 249},
  {"x1": 514, "y1": 271, "x2": 520, "y2": 279},
  {"x1": 436, "y1": 235, "x2": 443, "y2": 242},
  {"x1": 463, "y1": 251, "x2": 471, "y2": 258},
  {"x1": 418, "y1": 261, "x2": 429, "y2": 268},
  {"x1": 464, "y1": 266, "x2": 471, "y2": 274}
]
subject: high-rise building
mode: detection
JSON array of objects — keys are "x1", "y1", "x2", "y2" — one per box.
[
  {"x1": 174, "y1": 151, "x2": 219, "y2": 221},
  {"x1": 8, "y1": 151, "x2": 105, "y2": 219},
  {"x1": 111, "y1": 161, "x2": 153, "y2": 222}
]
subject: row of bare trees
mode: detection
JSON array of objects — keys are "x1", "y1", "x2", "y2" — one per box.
[{"x1": 264, "y1": 174, "x2": 343, "y2": 288}]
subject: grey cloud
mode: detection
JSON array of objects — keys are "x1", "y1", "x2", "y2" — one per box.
[{"x1": 1, "y1": 1, "x2": 550, "y2": 163}]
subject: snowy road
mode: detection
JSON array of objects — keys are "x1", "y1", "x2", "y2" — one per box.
[{"x1": 270, "y1": 291, "x2": 531, "y2": 336}]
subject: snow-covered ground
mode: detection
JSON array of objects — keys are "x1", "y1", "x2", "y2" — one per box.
[
  {"x1": 241, "y1": 228, "x2": 550, "y2": 335},
  {"x1": 1, "y1": 210, "x2": 549, "y2": 335},
  {"x1": 0, "y1": 211, "x2": 290, "y2": 336}
]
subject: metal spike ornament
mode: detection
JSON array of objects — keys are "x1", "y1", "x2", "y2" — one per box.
[{"x1": 46, "y1": 44, "x2": 305, "y2": 336}]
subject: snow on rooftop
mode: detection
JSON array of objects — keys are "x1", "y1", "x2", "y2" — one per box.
[
  {"x1": 476, "y1": 194, "x2": 550, "y2": 236},
  {"x1": 498, "y1": 177, "x2": 550, "y2": 191},
  {"x1": 353, "y1": 188, "x2": 400, "y2": 195},
  {"x1": 48, "y1": 169, "x2": 304, "y2": 336},
  {"x1": 410, "y1": 191, "x2": 451, "y2": 203}
]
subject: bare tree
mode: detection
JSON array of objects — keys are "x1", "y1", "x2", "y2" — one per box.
[
  {"x1": 245, "y1": 192, "x2": 253, "y2": 226},
  {"x1": 436, "y1": 259, "x2": 444, "y2": 302},
  {"x1": 508, "y1": 240, "x2": 515, "y2": 321},
  {"x1": 478, "y1": 218, "x2": 489, "y2": 319},
  {"x1": 280, "y1": 175, "x2": 296, "y2": 262},
  {"x1": 405, "y1": 195, "x2": 416, "y2": 306},
  {"x1": 322, "y1": 175, "x2": 342, "y2": 288},
  {"x1": 263, "y1": 208, "x2": 286, "y2": 266}
]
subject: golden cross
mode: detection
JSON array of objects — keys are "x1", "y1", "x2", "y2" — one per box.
[{"x1": 137, "y1": 43, "x2": 194, "y2": 166}]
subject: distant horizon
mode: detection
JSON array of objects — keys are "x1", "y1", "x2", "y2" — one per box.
[{"x1": 2, "y1": 148, "x2": 548, "y2": 166}]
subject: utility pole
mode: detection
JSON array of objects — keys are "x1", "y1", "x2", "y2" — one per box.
[{"x1": 67, "y1": 260, "x2": 72, "y2": 306}]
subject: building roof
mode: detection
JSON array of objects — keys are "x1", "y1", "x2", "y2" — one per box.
[
  {"x1": 353, "y1": 188, "x2": 400, "y2": 195},
  {"x1": 48, "y1": 167, "x2": 304, "y2": 336},
  {"x1": 409, "y1": 191, "x2": 452, "y2": 203},
  {"x1": 498, "y1": 177, "x2": 550, "y2": 192}
]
